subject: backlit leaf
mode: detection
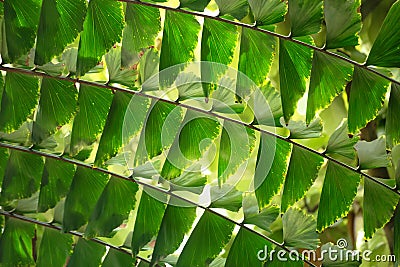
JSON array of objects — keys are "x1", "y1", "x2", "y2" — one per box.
[
  {"x1": 282, "y1": 208, "x2": 319, "y2": 249},
  {"x1": 70, "y1": 84, "x2": 113, "y2": 156},
  {"x1": 0, "y1": 218, "x2": 35, "y2": 266},
  {"x1": 288, "y1": 0, "x2": 323, "y2": 37},
  {"x1": 122, "y1": 4, "x2": 160, "y2": 67},
  {"x1": 248, "y1": 0, "x2": 287, "y2": 26},
  {"x1": 279, "y1": 38, "x2": 313, "y2": 123},
  {"x1": 364, "y1": 178, "x2": 399, "y2": 239},
  {"x1": 176, "y1": 210, "x2": 235, "y2": 266},
  {"x1": 281, "y1": 146, "x2": 323, "y2": 212},
  {"x1": 255, "y1": 136, "x2": 291, "y2": 208},
  {"x1": 63, "y1": 167, "x2": 109, "y2": 231},
  {"x1": 317, "y1": 161, "x2": 361, "y2": 231},
  {"x1": 324, "y1": 0, "x2": 361, "y2": 49},
  {"x1": 366, "y1": 1, "x2": 400, "y2": 67},
  {"x1": 67, "y1": 239, "x2": 106, "y2": 267},
  {"x1": 0, "y1": 73, "x2": 39, "y2": 133},
  {"x1": 35, "y1": 0, "x2": 87, "y2": 65},
  {"x1": 3, "y1": 0, "x2": 40, "y2": 62},
  {"x1": 85, "y1": 177, "x2": 138, "y2": 238},
  {"x1": 348, "y1": 67, "x2": 389, "y2": 134},
  {"x1": 225, "y1": 227, "x2": 272, "y2": 266},
  {"x1": 76, "y1": 0, "x2": 124, "y2": 76},
  {"x1": 32, "y1": 78, "x2": 77, "y2": 145},
  {"x1": 306, "y1": 51, "x2": 353, "y2": 123},
  {"x1": 0, "y1": 150, "x2": 43, "y2": 203},
  {"x1": 386, "y1": 83, "x2": 400, "y2": 148},
  {"x1": 151, "y1": 205, "x2": 196, "y2": 265},
  {"x1": 37, "y1": 228, "x2": 73, "y2": 267},
  {"x1": 214, "y1": 0, "x2": 249, "y2": 20},
  {"x1": 37, "y1": 158, "x2": 75, "y2": 212}
]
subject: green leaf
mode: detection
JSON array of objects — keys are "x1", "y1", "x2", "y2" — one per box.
[
  {"x1": 306, "y1": 51, "x2": 353, "y2": 123},
  {"x1": 211, "y1": 82, "x2": 245, "y2": 114},
  {"x1": 243, "y1": 205, "x2": 280, "y2": 232},
  {"x1": 394, "y1": 208, "x2": 400, "y2": 267},
  {"x1": 255, "y1": 136, "x2": 291, "y2": 208},
  {"x1": 63, "y1": 166, "x2": 109, "y2": 231},
  {"x1": 210, "y1": 185, "x2": 243, "y2": 212},
  {"x1": 279, "y1": 38, "x2": 313, "y2": 123},
  {"x1": 35, "y1": 0, "x2": 87, "y2": 65},
  {"x1": 366, "y1": 1, "x2": 400, "y2": 67},
  {"x1": 218, "y1": 121, "x2": 256, "y2": 185},
  {"x1": 281, "y1": 146, "x2": 323, "y2": 212},
  {"x1": 325, "y1": 119, "x2": 358, "y2": 165},
  {"x1": 3, "y1": 0, "x2": 41, "y2": 62},
  {"x1": 176, "y1": 72, "x2": 204, "y2": 101},
  {"x1": 176, "y1": 210, "x2": 235, "y2": 267},
  {"x1": 85, "y1": 177, "x2": 139, "y2": 238},
  {"x1": 131, "y1": 191, "x2": 166, "y2": 256},
  {"x1": 225, "y1": 227, "x2": 272, "y2": 267},
  {"x1": 282, "y1": 208, "x2": 319, "y2": 249},
  {"x1": 102, "y1": 249, "x2": 134, "y2": 267},
  {"x1": 95, "y1": 92, "x2": 148, "y2": 166},
  {"x1": 159, "y1": 11, "x2": 200, "y2": 85},
  {"x1": 138, "y1": 48, "x2": 160, "y2": 86},
  {"x1": 386, "y1": 83, "x2": 400, "y2": 148},
  {"x1": 76, "y1": 0, "x2": 124, "y2": 76},
  {"x1": 38, "y1": 158, "x2": 75, "y2": 212},
  {"x1": 201, "y1": 18, "x2": 237, "y2": 97},
  {"x1": 254, "y1": 83, "x2": 283, "y2": 126},
  {"x1": 0, "y1": 218, "x2": 35, "y2": 266},
  {"x1": 151, "y1": 205, "x2": 196, "y2": 265},
  {"x1": 364, "y1": 178, "x2": 399, "y2": 239},
  {"x1": 67, "y1": 239, "x2": 106, "y2": 267},
  {"x1": 70, "y1": 84, "x2": 113, "y2": 156},
  {"x1": 285, "y1": 118, "x2": 323, "y2": 139},
  {"x1": 37, "y1": 228, "x2": 73, "y2": 267},
  {"x1": 288, "y1": 0, "x2": 323, "y2": 37},
  {"x1": 237, "y1": 27, "x2": 275, "y2": 94},
  {"x1": 214, "y1": 0, "x2": 249, "y2": 20},
  {"x1": 161, "y1": 112, "x2": 221, "y2": 179},
  {"x1": 348, "y1": 67, "x2": 389, "y2": 134},
  {"x1": 248, "y1": 0, "x2": 287, "y2": 26},
  {"x1": 122, "y1": 4, "x2": 160, "y2": 67},
  {"x1": 137, "y1": 100, "x2": 182, "y2": 164},
  {"x1": 105, "y1": 46, "x2": 137, "y2": 87},
  {"x1": 0, "y1": 148, "x2": 9, "y2": 188},
  {"x1": 0, "y1": 73, "x2": 39, "y2": 133},
  {"x1": 354, "y1": 137, "x2": 390, "y2": 169},
  {"x1": 32, "y1": 78, "x2": 77, "y2": 145},
  {"x1": 0, "y1": 150, "x2": 43, "y2": 203},
  {"x1": 317, "y1": 161, "x2": 361, "y2": 231},
  {"x1": 324, "y1": 0, "x2": 361, "y2": 49},
  {"x1": 180, "y1": 0, "x2": 211, "y2": 11}
]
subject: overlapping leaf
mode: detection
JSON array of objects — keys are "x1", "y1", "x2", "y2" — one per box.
[
  {"x1": 35, "y1": 0, "x2": 87, "y2": 65},
  {"x1": 76, "y1": 0, "x2": 124, "y2": 76},
  {"x1": 324, "y1": 0, "x2": 361, "y2": 49}
]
